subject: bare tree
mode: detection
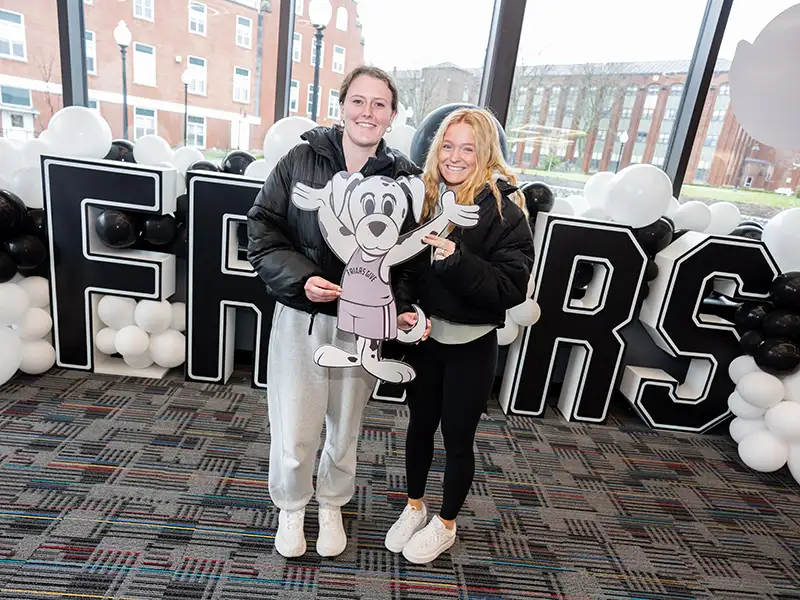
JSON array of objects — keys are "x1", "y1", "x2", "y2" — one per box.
[
  {"x1": 396, "y1": 69, "x2": 446, "y2": 128},
  {"x1": 572, "y1": 62, "x2": 626, "y2": 165},
  {"x1": 33, "y1": 48, "x2": 62, "y2": 134}
]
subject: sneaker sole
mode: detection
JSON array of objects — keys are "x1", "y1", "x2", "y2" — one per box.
[
  {"x1": 275, "y1": 539, "x2": 307, "y2": 558},
  {"x1": 402, "y1": 535, "x2": 455, "y2": 564},
  {"x1": 316, "y1": 538, "x2": 347, "y2": 557},
  {"x1": 384, "y1": 519, "x2": 426, "y2": 554}
]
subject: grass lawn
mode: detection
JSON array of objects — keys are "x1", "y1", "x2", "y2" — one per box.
[{"x1": 202, "y1": 149, "x2": 264, "y2": 162}]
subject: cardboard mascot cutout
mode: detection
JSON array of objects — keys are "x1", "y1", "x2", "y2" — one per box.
[{"x1": 291, "y1": 172, "x2": 479, "y2": 383}]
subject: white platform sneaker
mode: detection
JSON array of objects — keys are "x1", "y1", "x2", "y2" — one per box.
[
  {"x1": 402, "y1": 516, "x2": 456, "y2": 564},
  {"x1": 385, "y1": 503, "x2": 428, "y2": 553},
  {"x1": 275, "y1": 508, "x2": 307, "y2": 558},
  {"x1": 317, "y1": 505, "x2": 347, "y2": 557}
]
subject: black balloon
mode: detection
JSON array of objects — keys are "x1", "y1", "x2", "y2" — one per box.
[
  {"x1": 520, "y1": 181, "x2": 555, "y2": 224},
  {"x1": 175, "y1": 193, "x2": 189, "y2": 225},
  {"x1": 737, "y1": 220, "x2": 764, "y2": 230},
  {"x1": 3, "y1": 234, "x2": 47, "y2": 269},
  {"x1": 702, "y1": 295, "x2": 740, "y2": 323},
  {"x1": 0, "y1": 251, "x2": 17, "y2": 283},
  {"x1": 104, "y1": 139, "x2": 136, "y2": 163},
  {"x1": 95, "y1": 210, "x2": 139, "y2": 249},
  {"x1": 770, "y1": 272, "x2": 800, "y2": 310},
  {"x1": 172, "y1": 223, "x2": 188, "y2": 259},
  {"x1": 639, "y1": 282, "x2": 650, "y2": 300},
  {"x1": 221, "y1": 150, "x2": 256, "y2": 176},
  {"x1": 672, "y1": 229, "x2": 690, "y2": 242},
  {"x1": 570, "y1": 286, "x2": 587, "y2": 300},
  {"x1": 661, "y1": 215, "x2": 675, "y2": 230},
  {"x1": 762, "y1": 310, "x2": 800, "y2": 340},
  {"x1": 18, "y1": 260, "x2": 50, "y2": 279},
  {"x1": 409, "y1": 103, "x2": 508, "y2": 167},
  {"x1": 188, "y1": 160, "x2": 220, "y2": 173},
  {"x1": 0, "y1": 189, "x2": 28, "y2": 242},
  {"x1": 740, "y1": 329, "x2": 765, "y2": 356},
  {"x1": 573, "y1": 261, "x2": 594, "y2": 288},
  {"x1": 755, "y1": 338, "x2": 800, "y2": 374},
  {"x1": 734, "y1": 301, "x2": 773, "y2": 333},
  {"x1": 24, "y1": 208, "x2": 47, "y2": 240},
  {"x1": 730, "y1": 225, "x2": 762, "y2": 240},
  {"x1": 139, "y1": 214, "x2": 177, "y2": 246},
  {"x1": 645, "y1": 260, "x2": 659, "y2": 282},
  {"x1": 635, "y1": 218, "x2": 674, "y2": 257}
]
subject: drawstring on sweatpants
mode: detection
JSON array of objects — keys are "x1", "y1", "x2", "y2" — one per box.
[{"x1": 308, "y1": 311, "x2": 317, "y2": 335}]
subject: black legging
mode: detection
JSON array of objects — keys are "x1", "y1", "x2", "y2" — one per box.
[{"x1": 404, "y1": 330, "x2": 498, "y2": 521}]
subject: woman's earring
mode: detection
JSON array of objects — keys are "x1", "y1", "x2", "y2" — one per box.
[
  {"x1": 340, "y1": 119, "x2": 345, "y2": 128},
  {"x1": 387, "y1": 125, "x2": 393, "y2": 133}
]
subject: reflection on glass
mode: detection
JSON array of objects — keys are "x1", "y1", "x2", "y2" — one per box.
[{"x1": 679, "y1": 1, "x2": 800, "y2": 220}]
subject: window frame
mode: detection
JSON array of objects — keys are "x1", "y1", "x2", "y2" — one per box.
[
  {"x1": 233, "y1": 66, "x2": 251, "y2": 104},
  {"x1": 132, "y1": 42, "x2": 157, "y2": 87},
  {"x1": 189, "y1": 1, "x2": 208, "y2": 36},
  {"x1": 236, "y1": 15, "x2": 252, "y2": 49},
  {"x1": 187, "y1": 55, "x2": 207, "y2": 96},
  {"x1": 0, "y1": 9, "x2": 27, "y2": 61}
]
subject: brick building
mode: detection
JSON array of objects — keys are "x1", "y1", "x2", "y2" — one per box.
[{"x1": 0, "y1": 0, "x2": 364, "y2": 151}]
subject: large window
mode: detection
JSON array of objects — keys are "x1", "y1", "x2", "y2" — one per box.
[
  {"x1": 187, "y1": 56, "x2": 207, "y2": 95},
  {"x1": 85, "y1": 30, "x2": 97, "y2": 75},
  {"x1": 328, "y1": 89, "x2": 340, "y2": 120},
  {"x1": 679, "y1": 0, "x2": 800, "y2": 218},
  {"x1": 236, "y1": 16, "x2": 252, "y2": 49},
  {"x1": 134, "y1": 107, "x2": 156, "y2": 139},
  {"x1": 134, "y1": 0, "x2": 154, "y2": 22},
  {"x1": 189, "y1": 2, "x2": 207, "y2": 36},
  {"x1": 306, "y1": 84, "x2": 322, "y2": 116},
  {"x1": 233, "y1": 67, "x2": 250, "y2": 104},
  {"x1": 332, "y1": 45, "x2": 346, "y2": 75},
  {"x1": 0, "y1": 9, "x2": 26, "y2": 60},
  {"x1": 505, "y1": 0, "x2": 706, "y2": 182},
  {"x1": 187, "y1": 115, "x2": 206, "y2": 148},
  {"x1": 289, "y1": 80, "x2": 299, "y2": 113},
  {"x1": 133, "y1": 42, "x2": 156, "y2": 86}
]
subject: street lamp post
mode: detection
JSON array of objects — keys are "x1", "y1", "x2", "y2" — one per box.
[
  {"x1": 181, "y1": 69, "x2": 192, "y2": 145},
  {"x1": 308, "y1": 0, "x2": 332, "y2": 124},
  {"x1": 616, "y1": 130, "x2": 629, "y2": 172},
  {"x1": 113, "y1": 21, "x2": 132, "y2": 140}
]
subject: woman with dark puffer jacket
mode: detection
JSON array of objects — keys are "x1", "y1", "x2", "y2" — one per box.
[{"x1": 246, "y1": 65, "x2": 428, "y2": 559}]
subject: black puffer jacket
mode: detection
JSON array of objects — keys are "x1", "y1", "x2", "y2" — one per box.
[
  {"x1": 417, "y1": 179, "x2": 535, "y2": 327},
  {"x1": 246, "y1": 125, "x2": 423, "y2": 318}
]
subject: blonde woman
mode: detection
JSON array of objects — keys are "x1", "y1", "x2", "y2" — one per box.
[{"x1": 384, "y1": 108, "x2": 535, "y2": 564}]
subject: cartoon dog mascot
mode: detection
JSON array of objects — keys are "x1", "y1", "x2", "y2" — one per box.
[{"x1": 291, "y1": 172, "x2": 479, "y2": 383}]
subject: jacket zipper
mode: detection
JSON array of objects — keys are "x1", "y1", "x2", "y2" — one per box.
[{"x1": 308, "y1": 310, "x2": 317, "y2": 335}]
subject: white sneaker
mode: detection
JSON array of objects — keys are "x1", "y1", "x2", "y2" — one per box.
[
  {"x1": 316, "y1": 506, "x2": 347, "y2": 557},
  {"x1": 402, "y1": 516, "x2": 456, "y2": 564},
  {"x1": 275, "y1": 509, "x2": 307, "y2": 558},
  {"x1": 385, "y1": 503, "x2": 428, "y2": 553}
]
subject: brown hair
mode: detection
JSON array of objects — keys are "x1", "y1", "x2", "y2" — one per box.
[
  {"x1": 420, "y1": 108, "x2": 524, "y2": 222},
  {"x1": 339, "y1": 65, "x2": 399, "y2": 112}
]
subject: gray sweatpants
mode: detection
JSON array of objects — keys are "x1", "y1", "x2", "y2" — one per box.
[{"x1": 266, "y1": 302, "x2": 375, "y2": 512}]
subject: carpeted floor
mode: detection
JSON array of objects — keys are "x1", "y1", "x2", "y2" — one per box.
[{"x1": 1, "y1": 368, "x2": 799, "y2": 600}]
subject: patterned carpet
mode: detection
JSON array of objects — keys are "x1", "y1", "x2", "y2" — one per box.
[{"x1": 1, "y1": 368, "x2": 799, "y2": 600}]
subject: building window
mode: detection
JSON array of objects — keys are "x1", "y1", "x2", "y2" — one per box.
[
  {"x1": 596, "y1": 129, "x2": 607, "y2": 141},
  {"x1": 621, "y1": 108, "x2": 632, "y2": 119},
  {"x1": 134, "y1": 107, "x2": 156, "y2": 140},
  {"x1": 719, "y1": 83, "x2": 730, "y2": 96},
  {"x1": 0, "y1": 10, "x2": 26, "y2": 60},
  {"x1": 187, "y1": 115, "x2": 206, "y2": 148},
  {"x1": 712, "y1": 109, "x2": 726, "y2": 121},
  {"x1": 292, "y1": 32, "x2": 302, "y2": 62},
  {"x1": 289, "y1": 80, "x2": 299, "y2": 113},
  {"x1": 0, "y1": 85, "x2": 32, "y2": 107},
  {"x1": 642, "y1": 108, "x2": 654, "y2": 119},
  {"x1": 187, "y1": 56, "x2": 207, "y2": 95},
  {"x1": 670, "y1": 84, "x2": 684, "y2": 96},
  {"x1": 332, "y1": 45, "x2": 345, "y2": 74},
  {"x1": 189, "y1": 2, "x2": 207, "y2": 35},
  {"x1": 647, "y1": 84, "x2": 660, "y2": 96},
  {"x1": 233, "y1": 67, "x2": 250, "y2": 103},
  {"x1": 236, "y1": 16, "x2": 252, "y2": 48},
  {"x1": 665, "y1": 108, "x2": 677, "y2": 120},
  {"x1": 658, "y1": 132, "x2": 670, "y2": 144},
  {"x1": 133, "y1": 43, "x2": 156, "y2": 86},
  {"x1": 87, "y1": 99, "x2": 99, "y2": 112},
  {"x1": 336, "y1": 7, "x2": 348, "y2": 30},
  {"x1": 295, "y1": 0, "x2": 303, "y2": 15},
  {"x1": 636, "y1": 131, "x2": 648, "y2": 143},
  {"x1": 311, "y1": 40, "x2": 324, "y2": 67},
  {"x1": 328, "y1": 89, "x2": 340, "y2": 120},
  {"x1": 704, "y1": 134, "x2": 719, "y2": 147},
  {"x1": 306, "y1": 84, "x2": 322, "y2": 116},
  {"x1": 134, "y1": 0, "x2": 154, "y2": 21},
  {"x1": 84, "y1": 30, "x2": 97, "y2": 75}
]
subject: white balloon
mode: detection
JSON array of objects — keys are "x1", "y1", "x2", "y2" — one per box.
[
  {"x1": 21, "y1": 138, "x2": 51, "y2": 170},
  {"x1": 738, "y1": 429, "x2": 789, "y2": 472},
  {"x1": 149, "y1": 330, "x2": 186, "y2": 368},
  {"x1": 497, "y1": 320, "x2": 519, "y2": 346},
  {"x1": 19, "y1": 339, "x2": 56, "y2": 375},
  {"x1": 0, "y1": 137, "x2": 23, "y2": 179},
  {"x1": 170, "y1": 302, "x2": 186, "y2": 332},
  {"x1": 582, "y1": 171, "x2": 614, "y2": 207},
  {"x1": 728, "y1": 355, "x2": 759, "y2": 384},
  {"x1": 17, "y1": 276, "x2": 50, "y2": 309},
  {"x1": 737, "y1": 371, "x2": 785, "y2": 408},
  {"x1": 243, "y1": 159, "x2": 273, "y2": 180},
  {"x1": 0, "y1": 326, "x2": 23, "y2": 385},
  {"x1": 115, "y1": 325, "x2": 150, "y2": 357},
  {"x1": 47, "y1": 105, "x2": 112, "y2": 159},
  {"x1": 12, "y1": 307, "x2": 52, "y2": 340},
  {"x1": 761, "y1": 208, "x2": 800, "y2": 273},
  {"x1": 729, "y1": 416, "x2": 767, "y2": 443},
  {"x1": 705, "y1": 202, "x2": 742, "y2": 235},
  {"x1": 579, "y1": 206, "x2": 611, "y2": 221},
  {"x1": 97, "y1": 295, "x2": 136, "y2": 330},
  {"x1": 765, "y1": 400, "x2": 800, "y2": 442},
  {"x1": 10, "y1": 166, "x2": 44, "y2": 209},
  {"x1": 133, "y1": 135, "x2": 173, "y2": 166},
  {"x1": 673, "y1": 201, "x2": 712, "y2": 232},
  {"x1": 171, "y1": 146, "x2": 205, "y2": 175},
  {"x1": 665, "y1": 196, "x2": 680, "y2": 218},
  {"x1": 783, "y1": 368, "x2": 800, "y2": 402},
  {"x1": 508, "y1": 299, "x2": 541, "y2": 327},
  {"x1": 124, "y1": 350, "x2": 154, "y2": 369},
  {"x1": 38, "y1": 129, "x2": 53, "y2": 145},
  {"x1": 0, "y1": 283, "x2": 31, "y2": 326},
  {"x1": 728, "y1": 392, "x2": 766, "y2": 419},
  {"x1": 384, "y1": 124, "x2": 416, "y2": 157},
  {"x1": 604, "y1": 164, "x2": 672, "y2": 227},
  {"x1": 262, "y1": 116, "x2": 316, "y2": 167},
  {"x1": 550, "y1": 198, "x2": 574, "y2": 216},
  {"x1": 95, "y1": 327, "x2": 118, "y2": 355},
  {"x1": 134, "y1": 300, "x2": 173, "y2": 334},
  {"x1": 565, "y1": 195, "x2": 589, "y2": 215}
]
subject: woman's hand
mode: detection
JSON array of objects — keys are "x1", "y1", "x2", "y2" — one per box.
[
  {"x1": 305, "y1": 276, "x2": 342, "y2": 302},
  {"x1": 424, "y1": 235, "x2": 456, "y2": 261},
  {"x1": 397, "y1": 312, "x2": 431, "y2": 342}
]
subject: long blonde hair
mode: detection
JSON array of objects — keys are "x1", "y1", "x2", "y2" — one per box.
[{"x1": 421, "y1": 108, "x2": 523, "y2": 222}]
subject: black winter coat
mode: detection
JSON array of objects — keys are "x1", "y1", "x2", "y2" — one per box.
[
  {"x1": 246, "y1": 125, "x2": 423, "y2": 318},
  {"x1": 417, "y1": 180, "x2": 535, "y2": 327}
]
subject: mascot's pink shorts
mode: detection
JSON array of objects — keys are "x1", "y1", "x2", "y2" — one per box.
[{"x1": 337, "y1": 299, "x2": 397, "y2": 341}]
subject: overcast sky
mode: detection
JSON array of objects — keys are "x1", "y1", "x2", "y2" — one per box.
[{"x1": 355, "y1": 0, "x2": 798, "y2": 70}]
